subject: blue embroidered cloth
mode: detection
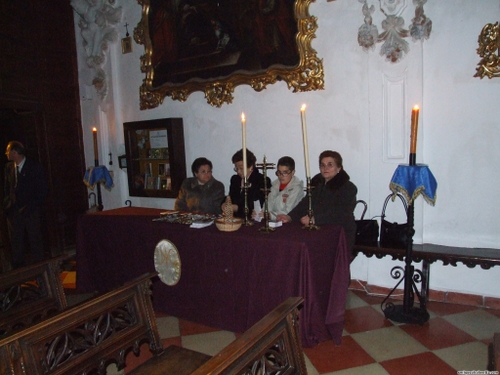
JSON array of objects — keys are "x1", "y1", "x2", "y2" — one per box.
[
  {"x1": 389, "y1": 164, "x2": 437, "y2": 206},
  {"x1": 83, "y1": 166, "x2": 114, "y2": 190}
]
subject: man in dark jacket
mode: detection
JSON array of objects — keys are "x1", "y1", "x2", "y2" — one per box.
[{"x1": 3, "y1": 141, "x2": 48, "y2": 268}]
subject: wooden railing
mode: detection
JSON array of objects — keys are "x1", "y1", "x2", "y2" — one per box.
[
  {"x1": 0, "y1": 272, "x2": 307, "y2": 375},
  {"x1": 0, "y1": 255, "x2": 69, "y2": 338}
]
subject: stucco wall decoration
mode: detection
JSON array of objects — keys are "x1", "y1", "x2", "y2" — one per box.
[
  {"x1": 358, "y1": 0, "x2": 432, "y2": 63},
  {"x1": 71, "y1": 0, "x2": 123, "y2": 99}
]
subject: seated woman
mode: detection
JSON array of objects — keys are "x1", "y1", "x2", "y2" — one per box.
[
  {"x1": 277, "y1": 150, "x2": 357, "y2": 254},
  {"x1": 227, "y1": 149, "x2": 271, "y2": 219},
  {"x1": 252, "y1": 156, "x2": 304, "y2": 221},
  {"x1": 174, "y1": 157, "x2": 225, "y2": 215}
]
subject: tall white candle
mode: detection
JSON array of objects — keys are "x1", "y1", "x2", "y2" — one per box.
[
  {"x1": 300, "y1": 105, "x2": 311, "y2": 179},
  {"x1": 241, "y1": 113, "x2": 247, "y2": 181}
]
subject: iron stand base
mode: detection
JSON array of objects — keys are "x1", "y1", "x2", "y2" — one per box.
[{"x1": 383, "y1": 304, "x2": 429, "y2": 325}]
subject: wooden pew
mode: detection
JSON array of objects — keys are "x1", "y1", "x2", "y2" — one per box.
[
  {"x1": 0, "y1": 255, "x2": 69, "y2": 338},
  {"x1": 190, "y1": 296, "x2": 307, "y2": 375},
  {"x1": 0, "y1": 272, "x2": 162, "y2": 374},
  {"x1": 488, "y1": 332, "x2": 500, "y2": 371},
  {"x1": 130, "y1": 297, "x2": 307, "y2": 375},
  {"x1": 0, "y1": 272, "x2": 307, "y2": 375}
]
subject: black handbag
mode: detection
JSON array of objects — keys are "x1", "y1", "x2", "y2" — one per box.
[
  {"x1": 354, "y1": 200, "x2": 379, "y2": 246},
  {"x1": 379, "y1": 193, "x2": 409, "y2": 249}
]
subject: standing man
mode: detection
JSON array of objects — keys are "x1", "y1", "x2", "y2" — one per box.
[{"x1": 3, "y1": 141, "x2": 48, "y2": 268}]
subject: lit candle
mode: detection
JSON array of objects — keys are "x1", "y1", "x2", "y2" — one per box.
[
  {"x1": 410, "y1": 106, "x2": 419, "y2": 154},
  {"x1": 92, "y1": 127, "x2": 98, "y2": 162},
  {"x1": 241, "y1": 113, "x2": 247, "y2": 181},
  {"x1": 300, "y1": 104, "x2": 311, "y2": 179}
]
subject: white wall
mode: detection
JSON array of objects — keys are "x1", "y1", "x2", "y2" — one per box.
[{"x1": 75, "y1": 0, "x2": 500, "y2": 297}]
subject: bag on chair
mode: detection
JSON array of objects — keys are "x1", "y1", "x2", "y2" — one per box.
[
  {"x1": 354, "y1": 200, "x2": 379, "y2": 246},
  {"x1": 379, "y1": 193, "x2": 409, "y2": 249}
]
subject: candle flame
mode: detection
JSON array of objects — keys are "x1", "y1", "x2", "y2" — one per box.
[
  {"x1": 92, "y1": 127, "x2": 97, "y2": 132},
  {"x1": 301, "y1": 104, "x2": 306, "y2": 112},
  {"x1": 413, "y1": 105, "x2": 419, "y2": 111},
  {"x1": 241, "y1": 113, "x2": 245, "y2": 122}
]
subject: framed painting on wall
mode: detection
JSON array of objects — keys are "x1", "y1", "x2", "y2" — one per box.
[{"x1": 134, "y1": 0, "x2": 324, "y2": 107}]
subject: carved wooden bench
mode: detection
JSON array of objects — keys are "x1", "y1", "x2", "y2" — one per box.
[
  {"x1": 354, "y1": 243, "x2": 500, "y2": 301},
  {"x1": 0, "y1": 271, "x2": 307, "y2": 375},
  {"x1": 0, "y1": 255, "x2": 69, "y2": 338}
]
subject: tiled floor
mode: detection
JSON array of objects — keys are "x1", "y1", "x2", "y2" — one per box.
[
  {"x1": 111, "y1": 289, "x2": 499, "y2": 375},
  {"x1": 66, "y1": 289, "x2": 499, "y2": 374}
]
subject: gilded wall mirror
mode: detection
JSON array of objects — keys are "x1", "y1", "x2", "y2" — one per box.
[{"x1": 134, "y1": 0, "x2": 324, "y2": 108}]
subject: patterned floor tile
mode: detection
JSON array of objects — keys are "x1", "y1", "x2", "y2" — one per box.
[
  {"x1": 433, "y1": 341, "x2": 489, "y2": 371},
  {"x1": 302, "y1": 336, "x2": 375, "y2": 373},
  {"x1": 351, "y1": 326, "x2": 428, "y2": 362},
  {"x1": 443, "y1": 309, "x2": 500, "y2": 340},
  {"x1": 181, "y1": 330, "x2": 236, "y2": 356},
  {"x1": 380, "y1": 351, "x2": 456, "y2": 375},
  {"x1": 344, "y1": 305, "x2": 394, "y2": 334},
  {"x1": 400, "y1": 316, "x2": 476, "y2": 350}
]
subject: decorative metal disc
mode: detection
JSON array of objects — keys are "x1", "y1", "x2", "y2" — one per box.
[{"x1": 154, "y1": 239, "x2": 181, "y2": 286}]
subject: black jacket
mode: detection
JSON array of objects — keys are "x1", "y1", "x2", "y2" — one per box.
[
  {"x1": 288, "y1": 169, "x2": 357, "y2": 253},
  {"x1": 3, "y1": 158, "x2": 48, "y2": 215},
  {"x1": 228, "y1": 169, "x2": 271, "y2": 218}
]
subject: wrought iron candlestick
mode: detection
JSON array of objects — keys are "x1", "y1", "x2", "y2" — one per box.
[
  {"x1": 381, "y1": 156, "x2": 437, "y2": 324},
  {"x1": 256, "y1": 156, "x2": 275, "y2": 233},
  {"x1": 242, "y1": 180, "x2": 253, "y2": 226},
  {"x1": 303, "y1": 177, "x2": 319, "y2": 231}
]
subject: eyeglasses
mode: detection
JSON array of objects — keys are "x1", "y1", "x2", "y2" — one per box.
[
  {"x1": 319, "y1": 162, "x2": 336, "y2": 169},
  {"x1": 198, "y1": 170, "x2": 212, "y2": 174},
  {"x1": 233, "y1": 167, "x2": 243, "y2": 172},
  {"x1": 275, "y1": 170, "x2": 292, "y2": 177}
]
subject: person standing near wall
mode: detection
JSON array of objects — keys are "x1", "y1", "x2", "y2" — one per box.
[{"x1": 3, "y1": 141, "x2": 48, "y2": 268}]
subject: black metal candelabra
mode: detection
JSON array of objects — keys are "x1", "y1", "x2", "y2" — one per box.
[
  {"x1": 242, "y1": 180, "x2": 253, "y2": 226},
  {"x1": 381, "y1": 152, "x2": 429, "y2": 324},
  {"x1": 94, "y1": 158, "x2": 103, "y2": 211},
  {"x1": 256, "y1": 157, "x2": 275, "y2": 233},
  {"x1": 303, "y1": 177, "x2": 319, "y2": 231}
]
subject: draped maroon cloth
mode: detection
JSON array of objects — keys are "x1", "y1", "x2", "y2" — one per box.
[{"x1": 76, "y1": 207, "x2": 350, "y2": 347}]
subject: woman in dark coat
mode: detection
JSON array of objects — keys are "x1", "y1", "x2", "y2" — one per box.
[{"x1": 277, "y1": 150, "x2": 357, "y2": 255}]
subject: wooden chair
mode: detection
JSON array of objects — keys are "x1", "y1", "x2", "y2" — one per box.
[
  {"x1": 0, "y1": 272, "x2": 307, "y2": 375},
  {"x1": 0, "y1": 255, "x2": 69, "y2": 338}
]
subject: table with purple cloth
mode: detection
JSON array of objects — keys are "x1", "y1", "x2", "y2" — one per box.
[{"x1": 76, "y1": 207, "x2": 351, "y2": 347}]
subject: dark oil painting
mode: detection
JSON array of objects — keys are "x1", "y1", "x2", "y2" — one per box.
[{"x1": 148, "y1": 0, "x2": 300, "y2": 87}]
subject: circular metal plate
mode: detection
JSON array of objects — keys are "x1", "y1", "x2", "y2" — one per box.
[{"x1": 154, "y1": 239, "x2": 181, "y2": 286}]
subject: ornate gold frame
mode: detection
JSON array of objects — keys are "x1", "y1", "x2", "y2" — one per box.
[
  {"x1": 475, "y1": 22, "x2": 500, "y2": 79},
  {"x1": 134, "y1": 0, "x2": 324, "y2": 108}
]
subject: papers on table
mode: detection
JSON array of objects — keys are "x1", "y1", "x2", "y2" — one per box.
[
  {"x1": 269, "y1": 221, "x2": 283, "y2": 228},
  {"x1": 190, "y1": 220, "x2": 214, "y2": 229}
]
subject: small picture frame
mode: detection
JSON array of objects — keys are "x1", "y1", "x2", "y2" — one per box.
[
  {"x1": 121, "y1": 36, "x2": 132, "y2": 54},
  {"x1": 118, "y1": 155, "x2": 127, "y2": 169}
]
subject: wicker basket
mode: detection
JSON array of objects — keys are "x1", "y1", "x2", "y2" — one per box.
[{"x1": 215, "y1": 217, "x2": 243, "y2": 232}]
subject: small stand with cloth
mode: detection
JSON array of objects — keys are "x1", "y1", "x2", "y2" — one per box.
[
  {"x1": 381, "y1": 163, "x2": 437, "y2": 324},
  {"x1": 83, "y1": 166, "x2": 114, "y2": 212},
  {"x1": 382, "y1": 106, "x2": 438, "y2": 325}
]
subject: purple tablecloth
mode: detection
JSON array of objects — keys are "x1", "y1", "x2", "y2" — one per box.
[{"x1": 76, "y1": 207, "x2": 350, "y2": 347}]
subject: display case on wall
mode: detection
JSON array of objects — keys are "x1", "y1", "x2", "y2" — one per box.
[{"x1": 123, "y1": 118, "x2": 186, "y2": 198}]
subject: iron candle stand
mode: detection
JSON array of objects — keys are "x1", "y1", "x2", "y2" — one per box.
[
  {"x1": 242, "y1": 181, "x2": 253, "y2": 226},
  {"x1": 381, "y1": 152, "x2": 430, "y2": 324},
  {"x1": 256, "y1": 157, "x2": 275, "y2": 233},
  {"x1": 303, "y1": 177, "x2": 319, "y2": 231}
]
